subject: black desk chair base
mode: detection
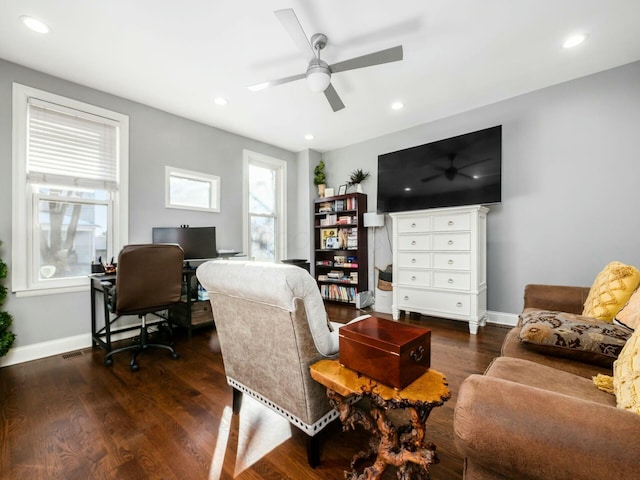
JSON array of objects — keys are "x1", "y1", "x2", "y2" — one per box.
[{"x1": 104, "y1": 315, "x2": 179, "y2": 371}]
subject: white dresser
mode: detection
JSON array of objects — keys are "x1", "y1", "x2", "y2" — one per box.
[{"x1": 390, "y1": 205, "x2": 488, "y2": 334}]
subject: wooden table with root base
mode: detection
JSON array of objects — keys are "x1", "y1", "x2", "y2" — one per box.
[{"x1": 310, "y1": 359, "x2": 451, "y2": 480}]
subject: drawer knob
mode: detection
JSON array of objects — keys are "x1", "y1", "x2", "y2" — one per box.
[
  {"x1": 456, "y1": 302, "x2": 463, "y2": 307},
  {"x1": 411, "y1": 240, "x2": 416, "y2": 246},
  {"x1": 411, "y1": 222, "x2": 416, "y2": 228},
  {"x1": 448, "y1": 259, "x2": 454, "y2": 265},
  {"x1": 411, "y1": 276, "x2": 417, "y2": 281},
  {"x1": 448, "y1": 240, "x2": 454, "y2": 245},
  {"x1": 404, "y1": 295, "x2": 409, "y2": 301},
  {"x1": 448, "y1": 278, "x2": 454, "y2": 284},
  {"x1": 411, "y1": 258, "x2": 416, "y2": 264},
  {"x1": 448, "y1": 220, "x2": 454, "y2": 226}
]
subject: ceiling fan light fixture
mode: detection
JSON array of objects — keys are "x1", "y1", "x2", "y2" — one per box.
[{"x1": 306, "y1": 61, "x2": 331, "y2": 93}]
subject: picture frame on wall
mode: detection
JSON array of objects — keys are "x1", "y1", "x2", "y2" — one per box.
[{"x1": 338, "y1": 184, "x2": 347, "y2": 195}]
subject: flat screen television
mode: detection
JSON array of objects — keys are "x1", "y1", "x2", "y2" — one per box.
[
  {"x1": 152, "y1": 226, "x2": 217, "y2": 261},
  {"x1": 377, "y1": 125, "x2": 501, "y2": 213}
]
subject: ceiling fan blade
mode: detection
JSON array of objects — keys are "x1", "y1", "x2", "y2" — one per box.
[
  {"x1": 274, "y1": 9, "x2": 316, "y2": 62},
  {"x1": 324, "y1": 83, "x2": 345, "y2": 112},
  {"x1": 329, "y1": 45, "x2": 403, "y2": 74},
  {"x1": 458, "y1": 157, "x2": 492, "y2": 170},
  {"x1": 247, "y1": 73, "x2": 306, "y2": 92},
  {"x1": 420, "y1": 173, "x2": 443, "y2": 183}
]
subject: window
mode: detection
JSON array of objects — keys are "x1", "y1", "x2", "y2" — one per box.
[
  {"x1": 243, "y1": 151, "x2": 286, "y2": 262},
  {"x1": 165, "y1": 166, "x2": 220, "y2": 212},
  {"x1": 12, "y1": 84, "x2": 129, "y2": 295}
]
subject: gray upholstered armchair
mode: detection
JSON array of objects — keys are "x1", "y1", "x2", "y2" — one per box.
[{"x1": 196, "y1": 260, "x2": 365, "y2": 467}]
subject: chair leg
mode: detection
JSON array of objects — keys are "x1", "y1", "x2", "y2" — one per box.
[
  {"x1": 232, "y1": 387, "x2": 243, "y2": 414},
  {"x1": 306, "y1": 433, "x2": 321, "y2": 468}
]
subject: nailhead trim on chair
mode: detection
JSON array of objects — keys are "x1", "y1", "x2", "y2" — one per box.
[{"x1": 228, "y1": 377, "x2": 342, "y2": 436}]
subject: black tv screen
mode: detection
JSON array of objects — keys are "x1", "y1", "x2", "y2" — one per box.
[
  {"x1": 377, "y1": 125, "x2": 501, "y2": 213},
  {"x1": 152, "y1": 226, "x2": 217, "y2": 261}
]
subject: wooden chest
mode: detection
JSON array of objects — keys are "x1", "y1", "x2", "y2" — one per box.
[{"x1": 339, "y1": 316, "x2": 431, "y2": 389}]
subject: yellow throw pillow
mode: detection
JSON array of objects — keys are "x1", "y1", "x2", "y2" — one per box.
[
  {"x1": 613, "y1": 327, "x2": 640, "y2": 414},
  {"x1": 615, "y1": 287, "x2": 640, "y2": 331},
  {"x1": 582, "y1": 261, "x2": 640, "y2": 322}
]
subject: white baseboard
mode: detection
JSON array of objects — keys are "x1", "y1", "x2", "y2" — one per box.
[
  {"x1": 486, "y1": 310, "x2": 518, "y2": 327},
  {"x1": 0, "y1": 334, "x2": 93, "y2": 367},
  {"x1": 0, "y1": 327, "x2": 140, "y2": 368}
]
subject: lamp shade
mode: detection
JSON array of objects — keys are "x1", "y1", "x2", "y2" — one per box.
[
  {"x1": 306, "y1": 65, "x2": 331, "y2": 93},
  {"x1": 363, "y1": 212, "x2": 385, "y2": 228}
]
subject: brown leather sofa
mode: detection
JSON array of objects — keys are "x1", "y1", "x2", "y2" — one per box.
[{"x1": 453, "y1": 284, "x2": 640, "y2": 480}]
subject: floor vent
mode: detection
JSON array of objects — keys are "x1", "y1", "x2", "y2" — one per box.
[{"x1": 62, "y1": 351, "x2": 83, "y2": 360}]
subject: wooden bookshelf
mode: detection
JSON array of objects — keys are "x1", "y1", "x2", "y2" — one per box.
[{"x1": 314, "y1": 192, "x2": 368, "y2": 305}]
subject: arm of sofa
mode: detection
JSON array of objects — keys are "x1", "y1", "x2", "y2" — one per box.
[
  {"x1": 523, "y1": 284, "x2": 590, "y2": 314},
  {"x1": 454, "y1": 375, "x2": 640, "y2": 480}
]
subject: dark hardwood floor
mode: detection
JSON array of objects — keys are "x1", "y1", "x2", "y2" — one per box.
[{"x1": 0, "y1": 306, "x2": 508, "y2": 479}]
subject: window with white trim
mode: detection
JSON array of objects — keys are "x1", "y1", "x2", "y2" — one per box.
[
  {"x1": 12, "y1": 83, "x2": 129, "y2": 294},
  {"x1": 243, "y1": 151, "x2": 287, "y2": 262},
  {"x1": 165, "y1": 166, "x2": 220, "y2": 212}
]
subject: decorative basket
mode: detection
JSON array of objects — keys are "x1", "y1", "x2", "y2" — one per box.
[{"x1": 376, "y1": 265, "x2": 393, "y2": 291}]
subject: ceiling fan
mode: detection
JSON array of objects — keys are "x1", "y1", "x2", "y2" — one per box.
[
  {"x1": 248, "y1": 9, "x2": 404, "y2": 112},
  {"x1": 421, "y1": 154, "x2": 492, "y2": 183}
]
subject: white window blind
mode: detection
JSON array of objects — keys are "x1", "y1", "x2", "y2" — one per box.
[{"x1": 27, "y1": 98, "x2": 119, "y2": 190}]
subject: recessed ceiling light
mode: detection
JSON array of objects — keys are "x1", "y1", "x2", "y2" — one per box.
[
  {"x1": 20, "y1": 15, "x2": 50, "y2": 34},
  {"x1": 214, "y1": 97, "x2": 228, "y2": 106},
  {"x1": 563, "y1": 33, "x2": 586, "y2": 49},
  {"x1": 404, "y1": 187, "x2": 411, "y2": 191},
  {"x1": 305, "y1": 134, "x2": 314, "y2": 141},
  {"x1": 391, "y1": 101, "x2": 404, "y2": 110}
]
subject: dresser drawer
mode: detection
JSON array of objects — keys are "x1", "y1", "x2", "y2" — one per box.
[
  {"x1": 433, "y1": 252, "x2": 470, "y2": 270},
  {"x1": 397, "y1": 217, "x2": 431, "y2": 233},
  {"x1": 396, "y1": 288, "x2": 471, "y2": 316},
  {"x1": 397, "y1": 234, "x2": 431, "y2": 251},
  {"x1": 433, "y1": 271, "x2": 471, "y2": 290},
  {"x1": 397, "y1": 270, "x2": 430, "y2": 287},
  {"x1": 397, "y1": 252, "x2": 430, "y2": 268},
  {"x1": 433, "y1": 232, "x2": 470, "y2": 251},
  {"x1": 433, "y1": 212, "x2": 470, "y2": 232}
]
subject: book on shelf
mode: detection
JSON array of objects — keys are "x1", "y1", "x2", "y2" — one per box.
[
  {"x1": 319, "y1": 284, "x2": 357, "y2": 303},
  {"x1": 327, "y1": 270, "x2": 344, "y2": 279},
  {"x1": 316, "y1": 260, "x2": 333, "y2": 266},
  {"x1": 318, "y1": 202, "x2": 332, "y2": 213},
  {"x1": 333, "y1": 255, "x2": 346, "y2": 266},
  {"x1": 320, "y1": 228, "x2": 340, "y2": 249}
]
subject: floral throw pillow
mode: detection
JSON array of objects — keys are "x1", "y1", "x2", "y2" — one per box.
[{"x1": 519, "y1": 310, "x2": 632, "y2": 367}]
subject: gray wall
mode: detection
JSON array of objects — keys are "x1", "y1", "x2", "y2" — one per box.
[
  {"x1": 0, "y1": 58, "x2": 297, "y2": 350},
  {"x1": 323, "y1": 60, "x2": 640, "y2": 314}
]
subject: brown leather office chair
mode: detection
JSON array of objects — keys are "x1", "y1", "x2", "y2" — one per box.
[{"x1": 102, "y1": 244, "x2": 184, "y2": 371}]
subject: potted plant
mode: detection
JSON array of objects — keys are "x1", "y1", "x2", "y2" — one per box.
[
  {"x1": 0, "y1": 240, "x2": 15, "y2": 358},
  {"x1": 314, "y1": 160, "x2": 327, "y2": 197},
  {"x1": 349, "y1": 169, "x2": 370, "y2": 193}
]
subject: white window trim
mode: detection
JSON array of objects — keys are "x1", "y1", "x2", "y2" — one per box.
[
  {"x1": 242, "y1": 150, "x2": 287, "y2": 262},
  {"x1": 165, "y1": 166, "x2": 220, "y2": 213},
  {"x1": 11, "y1": 83, "x2": 129, "y2": 296}
]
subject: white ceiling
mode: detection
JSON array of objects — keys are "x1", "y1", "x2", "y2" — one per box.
[{"x1": 2, "y1": 1, "x2": 640, "y2": 153}]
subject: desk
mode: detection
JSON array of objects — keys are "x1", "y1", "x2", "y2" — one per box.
[
  {"x1": 90, "y1": 267, "x2": 213, "y2": 357},
  {"x1": 310, "y1": 359, "x2": 450, "y2": 480}
]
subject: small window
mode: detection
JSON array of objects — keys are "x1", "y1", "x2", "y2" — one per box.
[{"x1": 165, "y1": 166, "x2": 220, "y2": 212}]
